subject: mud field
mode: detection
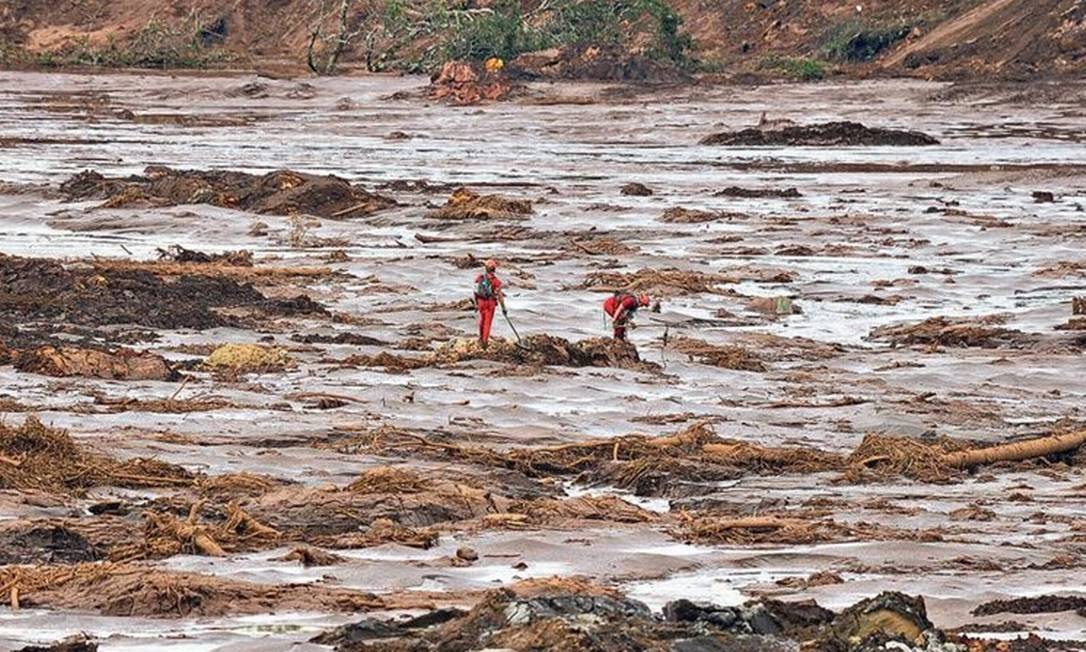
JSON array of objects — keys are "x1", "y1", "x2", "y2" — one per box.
[{"x1": 0, "y1": 71, "x2": 1084, "y2": 651}]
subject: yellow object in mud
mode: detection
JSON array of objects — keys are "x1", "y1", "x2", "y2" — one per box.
[
  {"x1": 204, "y1": 343, "x2": 293, "y2": 374},
  {"x1": 484, "y1": 57, "x2": 504, "y2": 73}
]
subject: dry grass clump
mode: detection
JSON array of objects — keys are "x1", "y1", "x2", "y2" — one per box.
[
  {"x1": 841, "y1": 433, "x2": 955, "y2": 483},
  {"x1": 0, "y1": 562, "x2": 437, "y2": 617},
  {"x1": 671, "y1": 337, "x2": 767, "y2": 372},
  {"x1": 0, "y1": 417, "x2": 193, "y2": 494}
]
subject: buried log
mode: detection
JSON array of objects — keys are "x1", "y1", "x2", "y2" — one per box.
[{"x1": 941, "y1": 430, "x2": 1086, "y2": 469}]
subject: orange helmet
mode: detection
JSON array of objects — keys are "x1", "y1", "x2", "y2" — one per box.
[
  {"x1": 484, "y1": 259, "x2": 498, "y2": 271},
  {"x1": 638, "y1": 294, "x2": 651, "y2": 307}
]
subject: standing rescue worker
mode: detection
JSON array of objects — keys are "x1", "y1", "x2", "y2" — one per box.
[
  {"x1": 474, "y1": 259, "x2": 506, "y2": 349},
  {"x1": 603, "y1": 292, "x2": 650, "y2": 340}
]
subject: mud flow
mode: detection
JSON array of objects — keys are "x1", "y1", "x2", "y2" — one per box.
[{"x1": 0, "y1": 72, "x2": 1084, "y2": 651}]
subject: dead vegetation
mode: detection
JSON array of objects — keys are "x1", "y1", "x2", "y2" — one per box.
[
  {"x1": 581, "y1": 266, "x2": 794, "y2": 296},
  {"x1": 670, "y1": 337, "x2": 767, "y2": 372},
  {"x1": 0, "y1": 562, "x2": 448, "y2": 617},
  {"x1": 330, "y1": 421, "x2": 1086, "y2": 495},
  {"x1": 0, "y1": 417, "x2": 193, "y2": 494},
  {"x1": 60, "y1": 166, "x2": 397, "y2": 219},
  {"x1": 869, "y1": 315, "x2": 1038, "y2": 348},
  {"x1": 343, "y1": 335, "x2": 654, "y2": 371}
]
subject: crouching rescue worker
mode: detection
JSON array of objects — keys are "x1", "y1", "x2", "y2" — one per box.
[
  {"x1": 474, "y1": 259, "x2": 506, "y2": 349},
  {"x1": 603, "y1": 292, "x2": 650, "y2": 340}
]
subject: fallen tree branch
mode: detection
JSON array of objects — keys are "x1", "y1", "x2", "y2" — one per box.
[{"x1": 941, "y1": 430, "x2": 1086, "y2": 468}]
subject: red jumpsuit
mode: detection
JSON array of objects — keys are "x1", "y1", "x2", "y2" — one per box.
[
  {"x1": 474, "y1": 272, "x2": 503, "y2": 346},
  {"x1": 603, "y1": 294, "x2": 640, "y2": 340}
]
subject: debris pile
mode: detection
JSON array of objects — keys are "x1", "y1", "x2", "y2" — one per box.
[
  {"x1": 59, "y1": 166, "x2": 397, "y2": 218},
  {"x1": 15, "y1": 346, "x2": 179, "y2": 381},
  {"x1": 427, "y1": 187, "x2": 533, "y2": 221},
  {"x1": 671, "y1": 337, "x2": 767, "y2": 372},
  {"x1": 346, "y1": 336, "x2": 652, "y2": 371},
  {"x1": 659, "y1": 206, "x2": 733, "y2": 223},
  {"x1": 715, "y1": 186, "x2": 802, "y2": 198},
  {"x1": 869, "y1": 315, "x2": 1037, "y2": 348},
  {"x1": 0, "y1": 253, "x2": 324, "y2": 332},
  {"x1": 700, "y1": 121, "x2": 940, "y2": 147},
  {"x1": 0, "y1": 562, "x2": 439, "y2": 617},
  {"x1": 0, "y1": 417, "x2": 193, "y2": 493},
  {"x1": 315, "y1": 578, "x2": 951, "y2": 652},
  {"x1": 156, "y1": 244, "x2": 253, "y2": 266},
  {"x1": 429, "y1": 60, "x2": 521, "y2": 105}
]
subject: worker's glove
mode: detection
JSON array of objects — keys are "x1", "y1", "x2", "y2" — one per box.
[{"x1": 627, "y1": 321, "x2": 638, "y2": 331}]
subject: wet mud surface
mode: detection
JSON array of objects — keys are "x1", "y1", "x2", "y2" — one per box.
[{"x1": 0, "y1": 72, "x2": 1084, "y2": 650}]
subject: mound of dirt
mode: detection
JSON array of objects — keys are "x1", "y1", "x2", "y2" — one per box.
[
  {"x1": 15, "y1": 346, "x2": 179, "y2": 381},
  {"x1": 429, "y1": 60, "x2": 522, "y2": 105},
  {"x1": 700, "y1": 121, "x2": 939, "y2": 147},
  {"x1": 0, "y1": 253, "x2": 324, "y2": 332},
  {"x1": 868, "y1": 315, "x2": 1038, "y2": 348},
  {"x1": 426, "y1": 187, "x2": 534, "y2": 221},
  {"x1": 0, "y1": 417, "x2": 193, "y2": 494},
  {"x1": 60, "y1": 166, "x2": 397, "y2": 219}
]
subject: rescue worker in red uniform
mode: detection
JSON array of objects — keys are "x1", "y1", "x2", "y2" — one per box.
[
  {"x1": 474, "y1": 259, "x2": 506, "y2": 348},
  {"x1": 603, "y1": 292, "x2": 650, "y2": 340}
]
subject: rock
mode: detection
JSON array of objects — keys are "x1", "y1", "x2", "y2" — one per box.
[
  {"x1": 621, "y1": 182, "x2": 654, "y2": 196},
  {"x1": 664, "y1": 599, "x2": 741, "y2": 629},
  {"x1": 455, "y1": 546, "x2": 479, "y2": 562},
  {"x1": 827, "y1": 592, "x2": 933, "y2": 648},
  {"x1": 1032, "y1": 191, "x2": 1056, "y2": 203},
  {"x1": 15, "y1": 635, "x2": 98, "y2": 652}
]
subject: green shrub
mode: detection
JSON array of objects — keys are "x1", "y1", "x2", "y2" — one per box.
[
  {"x1": 822, "y1": 19, "x2": 911, "y2": 62},
  {"x1": 764, "y1": 55, "x2": 825, "y2": 81},
  {"x1": 416, "y1": 0, "x2": 692, "y2": 69}
]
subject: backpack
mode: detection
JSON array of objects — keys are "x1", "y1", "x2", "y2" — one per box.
[{"x1": 475, "y1": 274, "x2": 495, "y2": 299}]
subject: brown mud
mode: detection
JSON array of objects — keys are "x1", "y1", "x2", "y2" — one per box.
[{"x1": 0, "y1": 73, "x2": 1083, "y2": 650}]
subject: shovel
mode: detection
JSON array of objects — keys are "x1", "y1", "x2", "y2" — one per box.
[{"x1": 503, "y1": 311, "x2": 530, "y2": 351}]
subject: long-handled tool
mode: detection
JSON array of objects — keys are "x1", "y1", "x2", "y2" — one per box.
[{"x1": 503, "y1": 311, "x2": 530, "y2": 350}]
